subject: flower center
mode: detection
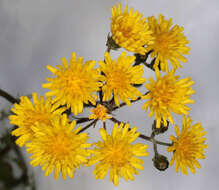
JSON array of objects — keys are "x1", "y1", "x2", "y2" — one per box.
[
  {"x1": 154, "y1": 32, "x2": 175, "y2": 54},
  {"x1": 155, "y1": 34, "x2": 168, "y2": 51},
  {"x1": 176, "y1": 137, "x2": 197, "y2": 159},
  {"x1": 116, "y1": 15, "x2": 138, "y2": 38},
  {"x1": 46, "y1": 133, "x2": 73, "y2": 160},
  {"x1": 151, "y1": 77, "x2": 176, "y2": 107},
  {"x1": 61, "y1": 72, "x2": 85, "y2": 92},
  {"x1": 93, "y1": 105, "x2": 108, "y2": 120},
  {"x1": 103, "y1": 142, "x2": 132, "y2": 167},
  {"x1": 107, "y1": 70, "x2": 130, "y2": 90}
]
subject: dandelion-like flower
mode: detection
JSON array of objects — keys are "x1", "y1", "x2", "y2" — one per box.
[
  {"x1": 87, "y1": 123, "x2": 148, "y2": 186},
  {"x1": 167, "y1": 116, "x2": 208, "y2": 175},
  {"x1": 89, "y1": 104, "x2": 112, "y2": 121},
  {"x1": 26, "y1": 114, "x2": 91, "y2": 179},
  {"x1": 111, "y1": 3, "x2": 153, "y2": 54},
  {"x1": 9, "y1": 93, "x2": 65, "y2": 147},
  {"x1": 142, "y1": 69, "x2": 195, "y2": 128},
  {"x1": 100, "y1": 52, "x2": 146, "y2": 106},
  {"x1": 146, "y1": 14, "x2": 190, "y2": 72},
  {"x1": 42, "y1": 52, "x2": 102, "y2": 115}
]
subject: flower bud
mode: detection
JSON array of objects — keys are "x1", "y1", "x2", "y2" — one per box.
[
  {"x1": 134, "y1": 51, "x2": 152, "y2": 64},
  {"x1": 153, "y1": 154, "x2": 169, "y2": 171},
  {"x1": 106, "y1": 34, "x2": 120, "y2": 51},
  {"x1": 152, "y1": 120, "x2": 169, "y2": 135}
]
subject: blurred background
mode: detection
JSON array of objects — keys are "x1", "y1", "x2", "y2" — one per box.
[{"x1": 0, "y1": 0, "x2": 218, "y2": 189}]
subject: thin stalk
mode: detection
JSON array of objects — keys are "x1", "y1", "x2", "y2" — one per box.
[
  {"x1": 78, "y1": 119, "x2": 97, "y2": 134},
  {"x1": 99, "y1": 90, "x2": 103, "y2": 104},
  {"x1": 151, "y1": 132, "x2": 158, "y2": 156},
  {"x1": 142, "y1": 62, "x2": 155, "y2": 71},
  {"x1": 76, "y1": 117, "x2": 91, "y2": 124},
  {"x1": 110, "y1": 117, "x2": 172, "y2": 147},
  {"x1": 112, "y1": 97, "x2": 141, "y2": 111},
  {"x1": 0, "y1": 88, "x2": 18, "y2": 104},
  {"x1": 155, "y1": 140, "x2": 172, "y2": 147},
  {"x1": 112, "y1": 92, "x2": 149, "y2": 112}
]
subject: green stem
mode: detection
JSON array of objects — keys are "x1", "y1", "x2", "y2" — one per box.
[
  {"x1": 103, "y1": 121, "x2": 106, "y2": 130},
  {"x1": 99, "y1": 90, "x2": 103, "y2": 104},
  {"x1": 155, "y1": 141, "x2": 172, "y2": 147},
  {"x1": 110, "y1": 117, "x2": 172, "y2": 147},
  {"x1": 0, "y1": 88, "x2": 18, "y2": 104},
  {"x1": 151, "y1": 132, "x2": 158, "y2": 156},
  {"x1": 112, "y1": 92, "x2": 149, "y2": 112},
  {"x1": 76, "y1": 117, "x2": 91, "y2": 124},
  {"x1": 142, "y1": 61, "x2": 155, "y2": 71},
  {"x1": 78, "y1": 119, "x2": 97, "y2": 134}
]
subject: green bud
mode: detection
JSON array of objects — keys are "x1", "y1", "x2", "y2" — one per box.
[
  {"x1": 152, "y1": 120, "x2": 169, "y2": 135},
  {"x1": 106, "y1": 34, "x2": 120, "y2": 51},
  {"x1": 153, "y1": 154, "x2": 169, "y2": 171}
]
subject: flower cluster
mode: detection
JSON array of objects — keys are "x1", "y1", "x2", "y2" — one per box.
[{"x1": 8, "y1": 2, "x2": 207, "y2": 186}]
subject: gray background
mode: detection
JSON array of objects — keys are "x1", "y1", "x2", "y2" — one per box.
[{"x1": 0, "y1": 0, "x2": 218, "y2": 189}]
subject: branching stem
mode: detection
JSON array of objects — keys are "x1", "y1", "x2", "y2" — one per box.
[
  {"x1": 78, "y1": 119, "x2": 97, "y2": 134},
  {"x1": 76, "y1": 117, "x2": 91, "y2": 124},
  {"x1": 110, "y1": 117, "x2": 172, "y2": 147},
  {"x1": 112, "y1": 92, "x2": 149, "y2": 112}
]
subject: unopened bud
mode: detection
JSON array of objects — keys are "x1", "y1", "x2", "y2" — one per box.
[
  {"x1": 152, "y1": 120, "x2": 169, "y2": 135},
  {"x1": 106, "y1": 34, "x2": 120, "y2": 51},
  {"x1": 134, "y1": 50, "x2": 152, "y2": 64},
  {"x1": 153, "y1": 154, "x2": 169, "y2": 171}
]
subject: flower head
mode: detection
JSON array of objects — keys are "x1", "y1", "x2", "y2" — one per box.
[
  {"x1": 9, "y1": 93, "x2": 65, "y2": 147},
  {"x1": 100, "y1": 52, "x2": 146, "y2": 106},
  {"x1": 88, "y1": 123, "x2": 148, "y2": 186},
  {"x1": 167, "y1": 116, "x2": 208, "y2": 175},
  {"x1": 89, "y1": 104, "x2": 112, "y2": 121},
  {"x1": 26, "y1": 114, "x2": 91, "y2": 179},
  {"x1": 142, "y1": 69, "x2": 195, "y2": 128},
  {"x1": 146, "y1": 14, "x2": 190, "y2": 72},
  {"x1": 111, "y1": 3, "x2": 153, "y2": 54},
  {"x1": 42, "y1": 52, "x2": 102, "y2": 115}
]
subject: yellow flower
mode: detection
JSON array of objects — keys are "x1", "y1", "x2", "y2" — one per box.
[
  {"x1": 111, "y1": 3, "x2": 153, "y2": 54},
  {"x1": 100, "y1": 52, "x2": 146, "y2": 106},
  {"x1": 87, "y1": 123, "x2": 148, "y2": 186},
  {"x1": 167, "y1": 116, "x2": 208, "y2": 175},
  {"x1": 146, "y1": 14, "x2": 190, "y2": 72},
  {"x1": 42, "y1": 52, "x2": 102, "y2": 115},
  {"x1": 142, "y1": 69, "x2": 195, "y2": 128},
  {"x1": 26, "y1": 114, "x2": 91, "y2": 179},
  {"x1": 89, "y1": 104, "x2": 112, "y2": 121},
  {"x1": 9, "y1": 93, "x2": 65, "y2": 147}
]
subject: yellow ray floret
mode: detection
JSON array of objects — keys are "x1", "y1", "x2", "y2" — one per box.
[
  {"x1": 26, "y1": 114, "x2": 91, "y2": 179},
  {"x1": 142, "y1": 69, "x2": 195, "y2": 128},
  {"x1": 167, "y1": 116, "x2": 208, "y2": 175},
  {"x1": 99, "y1": 52, "x2": 146, "y2": 106},
  {"x1": 87, "y1": 123, "x2": 148, "y2": 186},
  {"x1": 89, "y1": 104, "x2": 112, "y2": 121},
  {"x1": 111, "y1": 3, "x2": 154, "y2": 54},
  {"x1": 9, "y1": 92, "x2": 65, "y2": 147},
  {"x1": 146, "y1": 14, "x2": 190, "y2": 72},
  {"x1": 42, "y1": 52, "x2": 102, "y2": 115}
]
